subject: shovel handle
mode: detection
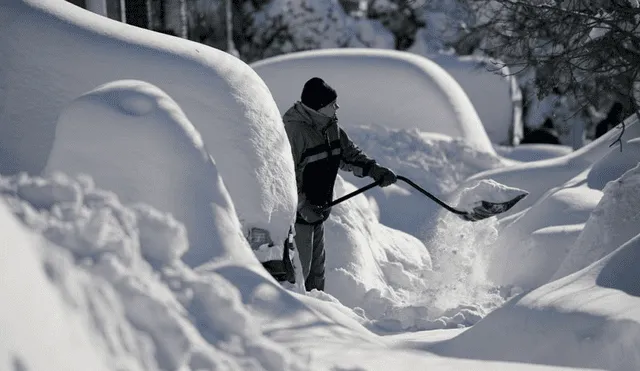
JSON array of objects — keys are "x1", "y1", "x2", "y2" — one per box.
[
  {"x1": 326, "y1": 179, "x2": 383, "y2": 208},
  {"x1": 396, "y1": 176, "x2": 467, "y2": 216},
  {"x1": 324, "y1": 175, "x2": 528, "y2": 222},
  {"x1": 326, "y1": 175, "x2": 468, "y2": 217}
]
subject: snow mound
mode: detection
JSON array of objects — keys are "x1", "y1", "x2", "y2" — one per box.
[
  {"x1": 132, "y1": 204, "x2": 189, "y2": 266},
  {"x1": 0, "y1": 0, "x2": 296, "y2": 245},
  {"x1": 460, "y1": 114, "x2": 640, "y2": 217},
  {"x1": 596, "y1": 233, "x2": 640, "y2": 296},
  {"x1": 0, "y1": 172, "x2": 305, "y2": 371},
  {"x1": 587, "y1": 137, "x2": 640, "y2": 190},
  {"x1": 554, "y1": 161, "x2": 640, "y2": 280},
  {"x1": 0, "y1": 199, "x2": 113, "y2": 371},
  {"x1": 428, "y1": 162, "x2": 640, "y2": 371},
  {"x1": 345, "y1": 127, "x2": 506, "y2": 195},
  {"x1": 44, "y1": 80, "x2": 252, "y2": 268},
  {"x1": 324, "y1": 176, "x2": 435, "y2": 330},
  {"x1": 338, "y1": 126, "x2": 506, "y2": 237},
  {"x1": 495, "y1": 144, "x2": 573, "y2": 162},
  {"x1": 486, "y1": 180, "x2": 601, "y2": 290},
  {"x1": 430, "y1": 228, "x2": 640, "y2": 371},
  {"x1": 426, "y1": 53, "x2": 522, "y2": 145},
  {"x1": 485, "y1": 136, "x2": 640, "y2": 292}
]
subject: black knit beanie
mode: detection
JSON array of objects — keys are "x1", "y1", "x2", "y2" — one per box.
[{"x1": 300, "y1": 77, "x2": 337, "y2": 111}]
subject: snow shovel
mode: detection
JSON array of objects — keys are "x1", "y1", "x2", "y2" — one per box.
[{"x1": 327, "y1": 175, "x2": 527, "y2": 222}]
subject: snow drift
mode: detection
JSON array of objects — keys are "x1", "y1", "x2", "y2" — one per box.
[
  {"x1": 0, "y1": 174, "x2": 304, "y2": 371},
  {"x1": 460, "y1": 115, "x2": 640, "y2": 217},
  {"x1": 480, "y1": 122, "x2": 640, "y2": 292},
  {"x1": 4, "y1": 0, "x2": 640, "y2": 369},
  {"x1": 430, "y1": 163, "x2": 640, "y2": 371},
  {"x1": 44, "y1": 80, "x2": 252, "y2": 267},
  {"x1": 0, "y1": 0, "x2": 297, "y2": 245}
]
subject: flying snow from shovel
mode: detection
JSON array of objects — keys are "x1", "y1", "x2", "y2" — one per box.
[{"x1": 455, "y1": 179, "x2": 529, "y2": 220}]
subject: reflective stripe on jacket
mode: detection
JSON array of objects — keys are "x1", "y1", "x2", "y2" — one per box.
[{"x1": 283, "y1": 102, "x2": 375, "y2": 224}]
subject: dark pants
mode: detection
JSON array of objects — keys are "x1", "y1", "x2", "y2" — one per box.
[{"x1": 294, "y1": 222, "x2": 325, "y2": 291}]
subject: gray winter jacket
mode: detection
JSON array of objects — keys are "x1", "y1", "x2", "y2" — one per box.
[{"x1": 283, "y1": 102, "x2": 375, "y2": 224}]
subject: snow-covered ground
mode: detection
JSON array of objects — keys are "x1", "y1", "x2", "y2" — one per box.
[{"x1": 2, "y1": 0, "x2": 640, "y2": 370}]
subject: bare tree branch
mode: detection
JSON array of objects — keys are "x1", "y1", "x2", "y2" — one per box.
[{"x1": 466, "y1": 0, "x2": 640, "y2": 114}]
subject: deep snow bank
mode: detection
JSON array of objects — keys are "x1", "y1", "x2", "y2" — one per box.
[
  {"x1": 430, "y1": 233, "x2": 640, "y2": 371},
  {"x1": 427, "y1": 163, "x2": 640, "y2": 370},
  {"x1": 44, "y1": 80, "x2": 252, "y2": 267},
  {"x1": 495, "y1": 144, "x2": 573, "y2": 162},
  {"x1": 337, "y1": 127, "x2": 506, "y2": 237},
  {"x1": 0, "y1": 0, "x2": 296, "y2": 244},
  {"x1": 0, "y1": 199, "x2": 113, "y2": 371},
  {"x1": 459, "y1": 114, "x2": 640, "y2": 218},
  {"x1": 324, "y1": 176, "x2": 435, "y2": 329},
  {"x1": 554, "y1": 157, "x2": 640, "y2": 280},
  {"x1": 426, "y1": 53, "x2": 522, "y2": 146},
  {"x1": 483, "y1": 137, "x2": 640, "y2": 291},
  {"x1": 0, "y1": 172, "x2": 305, "y2": 371}
]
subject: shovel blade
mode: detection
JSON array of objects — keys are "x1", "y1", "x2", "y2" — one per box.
[{"x1": 460, "y1": 193, "x2": 528, "y2": 222}]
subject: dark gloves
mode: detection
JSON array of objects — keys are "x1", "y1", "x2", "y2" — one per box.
[
  {"x1": 299, "y1": 201, "x2": 328, "y2": 224},
  {"x1": 369, "y1": 164, "x2": 397, "y2": 187}
]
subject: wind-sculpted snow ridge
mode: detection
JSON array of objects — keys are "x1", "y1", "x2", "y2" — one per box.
[
  {"x1": 554, "y1": 156, "x2": 640, "y2": 279},
  {"x1": 428, "y1": 165, "x2": 640, "y2": 371},
  {"x1": 0, "y1": 0, "x2": 297, "y2": 247},
  {"x1": 482, "y1": 137, "x2": 640, "y2": 292},
  {"x1": 0, "y1": 172, "x2": 305, "y2": 371}
]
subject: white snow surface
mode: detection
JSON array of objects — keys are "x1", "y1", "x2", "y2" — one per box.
[
  {"x1": 0, "y1": 180, "x2": 300, "y2": 371},
  {"x1": 0, "y1": 0, "x2": 297, "y2": 246},
  {"x1": 0, "y1": 199, "x2": 113, "y2": 371},
  {"x1": 424, "y1": 53, "x2": 523, "y2": 145},
  {"x1": 428, "y1": 168, "x2": 640, "y2": 369},
  {"x1": 43, "y1": 80, "x2": 252, "y2": 267},
  {"x1": 2, "y1": 0, "x2": 640, "y2": 370},
  {"x1": 472, "y1": 130, "x2": 640, "y2": 292},
  {"x1": 335, "y1": 128, "x2": 507, "y2": 237},
  {"x1": 461, "y1": 115, "x2": 640, "y2": 217}
]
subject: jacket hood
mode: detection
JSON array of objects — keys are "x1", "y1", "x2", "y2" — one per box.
[{"x1": 283, "y1": 102, "x2": 335, "y2": 132}]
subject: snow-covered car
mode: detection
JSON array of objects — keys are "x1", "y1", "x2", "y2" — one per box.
[
  {"x1": 0, "y1": 0, "x2": 299, "y2": 282},
  {"x1": 426, "y1": 53, "x2": 524, "y2": 146}
]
